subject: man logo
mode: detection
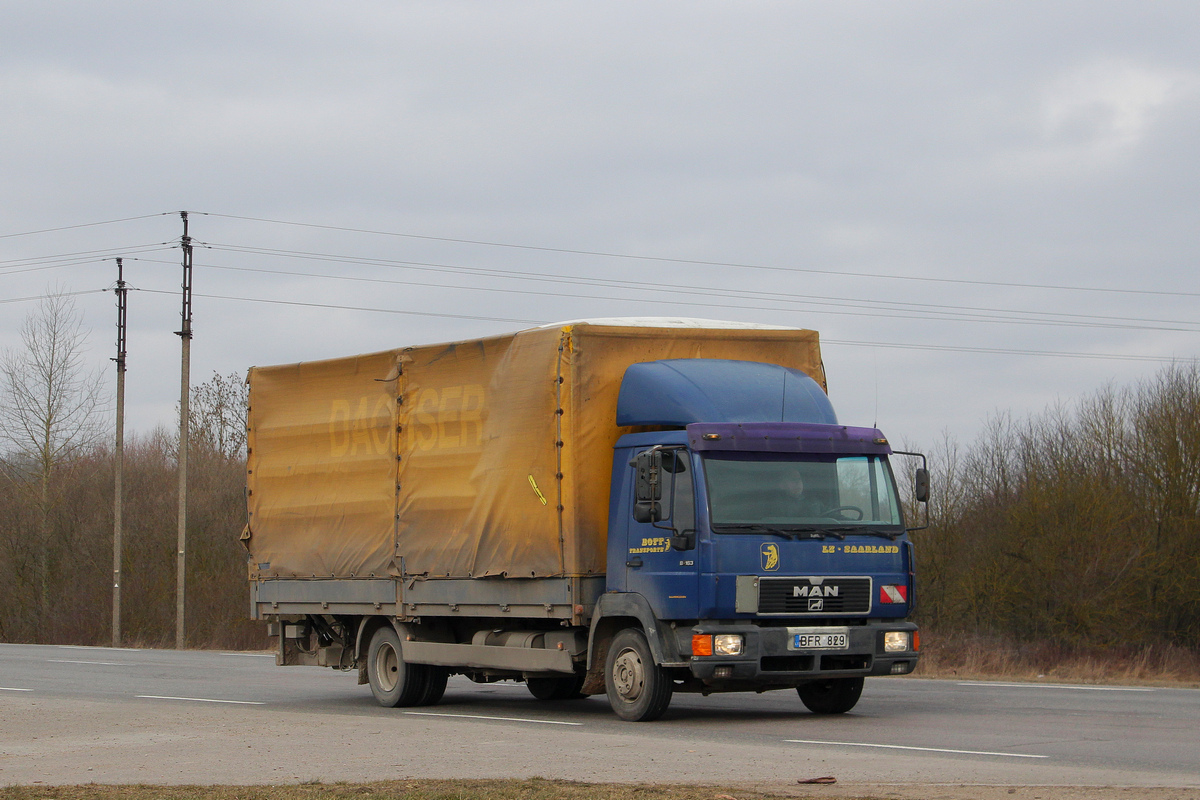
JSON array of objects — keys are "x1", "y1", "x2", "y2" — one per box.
[
  {"x1": 761, "y1": 543, "x2": 780, "y2": 571},
  {"x1": 808, "y1": 597, "x2": 824, "y2": 611}
]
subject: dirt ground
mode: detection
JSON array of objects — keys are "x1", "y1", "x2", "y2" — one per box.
[
  {"x1": 2, "y1": 782, "x2": 1199, "y2": 800},
  {"x1": 782, "y1": 784, "x2": 1200, "y2": 800}
]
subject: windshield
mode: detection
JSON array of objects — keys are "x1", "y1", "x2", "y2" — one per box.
[{"x1": 703, "y1": 454, "x2": 903, "y2": 529}]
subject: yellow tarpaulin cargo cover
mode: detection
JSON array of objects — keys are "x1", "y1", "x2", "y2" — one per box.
[{"x1": 245, "y1": 320, "x2": 825, "y2": 582}]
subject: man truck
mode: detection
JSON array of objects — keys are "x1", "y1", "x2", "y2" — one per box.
[{"x1": 244, "y1": 319, "x2": 926, "y2": 721}]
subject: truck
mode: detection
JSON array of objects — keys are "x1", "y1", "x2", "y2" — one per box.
[{"x1": 244, "y1": 319, "x2": 926, "y2": 721}]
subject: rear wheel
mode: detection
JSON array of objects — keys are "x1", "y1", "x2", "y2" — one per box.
[
  {"x1": 417, "y1": 666, "x2": 448, "y2": 706},
  {"x1": 526, "y1": 673, "x2": 585, "y2": 701},
  {"x1": 797, "y1": 677, "x2": 864, "y2": 714},
  {"x1": 605, "y1": 628, "x2": 672, "y2": 721},
  {"x1": 366, "y1": 625, "x2": 427, "y2": 707}
]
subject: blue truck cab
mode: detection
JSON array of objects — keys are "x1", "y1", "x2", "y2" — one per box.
[{"x1": 594, "y1": 358, "x2": 924, "y2": 720}]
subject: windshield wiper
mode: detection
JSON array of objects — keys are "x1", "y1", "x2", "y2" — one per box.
[
  {"x1": 712, "y1": 523, "x2": 807, "y2": 540},
  {"x1": 827, "y1": 525, "x2": 901, "y2": 540},
  {"x1": 712, "y1": 523, "x2": 841, "y2": 541},
  {"x1": 768, "y1": 525, "x2": 844, "y2": 544}
]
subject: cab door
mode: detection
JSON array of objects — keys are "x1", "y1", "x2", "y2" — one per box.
[{"x1": 625, "y1": 448, "x2": 700, "y2": 620}]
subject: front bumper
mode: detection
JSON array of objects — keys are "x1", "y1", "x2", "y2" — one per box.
[{"x1": 685, "y1": 620, "x2": 919, "y2": 684}]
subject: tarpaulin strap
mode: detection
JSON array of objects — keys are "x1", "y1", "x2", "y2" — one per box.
[{"x1": 555, "y1": 330, "x2": 567, "y2": 572}]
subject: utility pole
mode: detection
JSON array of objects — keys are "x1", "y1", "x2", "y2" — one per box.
[
  {"x1": 112, "y1": 258, "x2": 127, "y2": 649},
  {"x1": 176, "y1": 212, "x2": 193, "y2": 650}
]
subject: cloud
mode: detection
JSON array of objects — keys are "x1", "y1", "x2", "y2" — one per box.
[
  {"x1": 1042, "y1": 60, "x2": 1195, "y2": 150},
  {"x1": 990, "y1": 60, "x2": 1200, "y2": 181}
]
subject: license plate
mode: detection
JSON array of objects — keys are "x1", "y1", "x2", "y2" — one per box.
[{"x1": 788, "y1": 627, "x2": 850, "y2": 650}]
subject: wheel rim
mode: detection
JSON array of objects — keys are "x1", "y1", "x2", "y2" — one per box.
[
  {"x1": 611, "y1": 646, "x2": 645, "y2": 702},
  {"x1": 375, "y1": 641, "x2": 399, "y2": 693}
]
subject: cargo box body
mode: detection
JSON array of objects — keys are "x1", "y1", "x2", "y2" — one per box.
[{"x1": 245, "y1": 321, "x2": 825, "y2": 586}]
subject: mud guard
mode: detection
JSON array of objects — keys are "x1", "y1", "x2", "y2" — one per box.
[{"x1": 587, "y1": 592, "x2": 686, "y2": 670}]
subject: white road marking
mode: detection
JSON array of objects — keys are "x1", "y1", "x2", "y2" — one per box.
[
  {"x1": 785, "y1": 739, "x2": 1048, "y2": 759},
  {"x1": 958, "y1": 681, "x2": 1156, "y2": 692},
  {"x1": 219, "y1": 652, "x2": 275, "y2": 658},
  {"x1": 402, "y1": 711, "x2": 583, "y2": 726},
  {"x1": 1, "y1": 687, "x2": 33, "y2": 692},
  {"x1": 48, "y1": 659, "x2": 121, "y2": 666},
  {"x1": 137, "y1": 695, "x2": 266, "y2": 705},
  {"x1": 55, "y1": 645, "x2": 141, "y2": 652}
]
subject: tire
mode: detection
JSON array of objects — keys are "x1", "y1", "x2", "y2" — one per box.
[
  {"x1": 797, "y1": 677, "x2": 864, "y2": 714},
  {"x1": 416, "y1": 666, "x2": 448, "y2": 706},
  {"x1": 526, "y1": 673, "x2": 585, "y2": 701},
  {"x1": 604, "y1": 628, "x2": 672, "y2": 721},
  {"x1": 366, "y1": 625, "x2": 427, "y2": 707}
]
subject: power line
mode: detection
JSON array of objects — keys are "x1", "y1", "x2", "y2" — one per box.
[
  {"x1": 3, "y1": 208, "x2": 1194, "y2": 300},
  {"x1": 168, "y1": 248, "x2": 1200, "y2": 334},
  {"x1": 131, "y1": 288, "x2": 543, "y2": 326},
  {"x1": 0, "y1": 213, "x2": 173, "y2": 240},
  {"x1": 0, "y1": 244, "x2": 175, "y2": 273},
  {"x1": 2, "y1": 213, "x2": 1193, "y2": 365},
  {"x1": 0, "y1": 288, "x2": 110, "y2": 305},
  {"x1": 821, "y1": 338, "x2": 1191, "y2": 364},
  {"x1": 130, "y1": 286, "x2": 1184, "y2": 364},
  {"x1": 194, "y1": 211, "x2": 1199, "y2": 300}
]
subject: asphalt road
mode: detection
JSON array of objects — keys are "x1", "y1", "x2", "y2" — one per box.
[{"x1": 2, "y1": 642, "x2": 1198, "y2": 790}]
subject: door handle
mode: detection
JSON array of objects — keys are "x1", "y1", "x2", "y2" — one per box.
[{"x1": 626, "y1": 557, "x2": 643, "y2": 568}]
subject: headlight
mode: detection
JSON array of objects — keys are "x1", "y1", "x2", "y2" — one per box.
[
  {"x1": 883, "y1": 631, "x2": 911, "y2": 652},
  {"x1": 713, "y1": 634, "x2": 744, "y2": 656}
]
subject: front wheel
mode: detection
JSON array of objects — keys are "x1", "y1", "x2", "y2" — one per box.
[
  {"x1": 604, "y1": 628, "x2": 672, "y2": 721},
  {"x1": 797, "y1": 677, "x2": 864, "y2": 714}
]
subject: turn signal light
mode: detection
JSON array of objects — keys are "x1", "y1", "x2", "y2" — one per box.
[{"x1": 692, "y1": 634, "x2": 713, "y2": 656}]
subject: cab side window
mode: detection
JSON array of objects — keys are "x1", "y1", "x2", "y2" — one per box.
[{"x1": 662, "y1": 450, "x2": 696, "y2": 533}]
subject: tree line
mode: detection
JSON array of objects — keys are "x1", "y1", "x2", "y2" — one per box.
[
  {"x1": 910, "y1": 363, "x2": 1200, "y2": 650},
  {"x1": 0, "y1": 293, "x2": 261, "y2": 648}
]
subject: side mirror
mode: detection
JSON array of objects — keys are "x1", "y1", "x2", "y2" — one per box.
[
  {"x1": 632, "y1": 449, "x2": 663, "y2": 522},
  {"x1": 633, "y1": 449, "x2": 662, "y2": 502},
  {"x1": 914, "y1": 468, "x2": 930, "y2": 504}
]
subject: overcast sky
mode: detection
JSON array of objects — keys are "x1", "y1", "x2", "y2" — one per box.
[{"x1": 2, "y1": 2, "x2": 1198, "y2": 453}]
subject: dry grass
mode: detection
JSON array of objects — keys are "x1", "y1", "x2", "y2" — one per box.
[
  {"x1": 0, "y1": 779, "x2": 807, "y2": 800},
  {"x1": 914, "y1": 630, "x2": 1200, "y2": 687}
]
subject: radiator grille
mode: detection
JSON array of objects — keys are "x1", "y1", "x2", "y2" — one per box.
[{"x1": 758, "y1": 576, "x2": 871, "y2": 614}]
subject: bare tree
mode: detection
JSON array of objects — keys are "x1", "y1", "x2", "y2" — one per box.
[
  {"x1": 189, "y1": 370, "x2": 249, "y2": 460},
  {"x1": 0, "y1": 291, "x2": 107, "y2": 626}
]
